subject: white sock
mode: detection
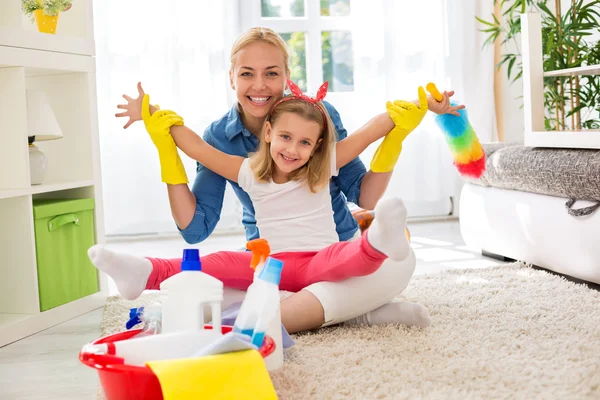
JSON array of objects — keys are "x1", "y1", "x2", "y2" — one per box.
[
  {"x1": 344, "y1": 301, "x2": 431, "y2": 328},
  {"x1": 88, "y1": 244, "x2": 152, "y2": 300},
  {"x1": 366, "y1": 197, "x2": 410, "y2": 261}
]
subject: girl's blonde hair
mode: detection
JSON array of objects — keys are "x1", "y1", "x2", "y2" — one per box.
[
  {"x1": 230, "y1": 27, "x2": 290, "y2": 75},
  {"x1": 250, "y1": 99, "x2": 337, "y2": 193}
]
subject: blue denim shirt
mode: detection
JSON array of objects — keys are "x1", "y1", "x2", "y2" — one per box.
[{"x1": 179, "y1": 101, "x2": 364, "y2": 244}]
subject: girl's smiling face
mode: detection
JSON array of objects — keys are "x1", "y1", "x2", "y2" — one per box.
[{"x1": 264, "y1": 112, "x2": 322, "y2": 180}]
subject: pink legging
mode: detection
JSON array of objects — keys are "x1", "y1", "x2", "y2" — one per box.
[{"x1": 146, "y1": 232, "x2": 386, "y2": 292}]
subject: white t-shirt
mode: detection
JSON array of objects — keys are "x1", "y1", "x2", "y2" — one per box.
[{"x1": 237, "y1": 147, "x2": 339, "y2": 253}]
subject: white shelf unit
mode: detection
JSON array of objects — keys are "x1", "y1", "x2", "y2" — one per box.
[
  {"x1": 521, "y1": 13, "x2": 600, "y2": 149},
  {"x1": 543, "y1": 64, "x2": 600, "y2": 78},
  {"x1": 0, "y1": 0, "x2": 95, "y2": 56},
  {"x1": 0, "y1": 0, "x2": 108, "y2": 347}
]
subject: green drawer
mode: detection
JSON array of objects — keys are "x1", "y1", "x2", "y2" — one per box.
[{"x1": 33, "y1": 198, "x2": 99, "y2": 311}]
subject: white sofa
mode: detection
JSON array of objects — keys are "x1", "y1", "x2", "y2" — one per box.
[{"x1": 458, "y1": 143, "x2": 600, "y2": 285}]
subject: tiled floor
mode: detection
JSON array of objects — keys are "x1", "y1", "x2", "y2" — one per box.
[{"x1": 0, "y1": 220, "x2": 507, "y2": 400}]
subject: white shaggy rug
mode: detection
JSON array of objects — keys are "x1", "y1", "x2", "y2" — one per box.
[{"x1": 97, "y1": 262, "x2": 600, "y2": 399}]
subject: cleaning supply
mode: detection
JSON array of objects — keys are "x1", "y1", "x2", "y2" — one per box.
[
  {"x1": 81, "y1": 329, "x2": 221, "y2": 367},
  {"x1": 146, "y1": 350, "x2": 278, "y2": 400},
  {"x1": 426, "y1": 82, "x2": 486, "y2": 178},
  {"x1": 160, "y1": 249, "x2": 223, "y2": 334},
  {"x1": 246, "y1": 238, "x2": 270, "y2": 271},
  {"x1": 125, "y1": 307, "x2": 145, "y2": 330},
  {"x1": 125, "y1": 304, "x2": 162, "y2": 330},
  {"x1": 369, "y1": 86, "x2": 429, "y2": 173},
  {"x1": 79, "y1": 326, "x2": 277, "y2": 400},
  {"x1": 192, "y1": 331, "x2": 257, "y2": 357},
  {"x1": 222, "y1": 301, "x2": 296, "y2": 350},
  {"x1": 245, "y1": 239, "x2": 287, "y2": 369},
  {"x1": 233, "y1": 257, "x2": 284, "y2": 370},
  {"x1": 133, "y1": 304, "x2": 162, "y2": 338}
]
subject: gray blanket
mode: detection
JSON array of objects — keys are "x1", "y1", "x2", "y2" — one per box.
[{"x1": 466, "y1": 142, "x2": 600, "y2": 216}]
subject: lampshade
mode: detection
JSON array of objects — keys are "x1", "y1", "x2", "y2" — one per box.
[{"x1": 26, "y1": 90, "x2": 63, "y2": 141}]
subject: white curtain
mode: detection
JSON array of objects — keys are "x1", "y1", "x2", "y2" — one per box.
[
  {"x1": 343, "y1": 0, "x2": 496, "y2": 217},
  {"x1": 443, "y1": 0, "x2": 497, "y2": 215},
  {"x1": 94, "y1": 0, "x2": 497, "y2": 235},
  {"x1": 93, "y1": 0, "x2": 244, "y2": 236}
]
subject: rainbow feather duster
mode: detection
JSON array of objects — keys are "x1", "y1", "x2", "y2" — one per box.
[{"x1": 426, "y1": 83, "x2": 486, "y2": 178}]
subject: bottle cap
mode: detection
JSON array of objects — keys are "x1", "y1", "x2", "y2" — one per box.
[
  {"x1": 258, "y1": 257, "x2": 283, "y2": 285},
  {"x1": 181, "y1": 249, "x2": 201, "y2": 271}
]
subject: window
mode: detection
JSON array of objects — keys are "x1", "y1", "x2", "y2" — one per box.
[
  {"x1": 321, "y1": 30, "x2": 354, "y2": 92},
  {"x1": 280, "y1": 32, "x2": 308, "y2": 90},
  {"x1": 261, "y1": 0, "x2": 305, "y2": 17},
  {"x1": 243, "y1": 0, "x2": 354, "y2": 93},
  {"x1": 320, "y1": 0, "x2": 350, "y2": 16}
]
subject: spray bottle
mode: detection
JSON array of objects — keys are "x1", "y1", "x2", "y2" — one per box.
[
  {"x1": 233, "y1": 256, "x2": 284, "y2": 370},
  {"x1": 125, "y1": 304, "x2": 163, "y2": 338}
]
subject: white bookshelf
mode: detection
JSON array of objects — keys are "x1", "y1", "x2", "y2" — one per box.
[
  {"x1": 521, "y1": 13, "x2": 600, "y2": 149},
  {"x1": 0, "y1": 0, "x2": 108, "y2": 347}
]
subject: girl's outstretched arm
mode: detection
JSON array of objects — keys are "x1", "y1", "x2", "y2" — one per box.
[
  {"x1": 335, "y1": 112, "x2": 394, "y2": 170},
  {"x1": 335, "y1": 87, "x2": 429, "y2": 170},
  {"x1": 169, "y1": 125, "x2": 243, "y2": 183}
]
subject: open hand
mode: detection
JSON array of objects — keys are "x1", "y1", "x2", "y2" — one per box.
[
  {"x1": 427, "y1": 90, "x2": 465, "y2": 116},
  {"x1": 115, "y1": 82, "x2": 147, "y2": 129}
]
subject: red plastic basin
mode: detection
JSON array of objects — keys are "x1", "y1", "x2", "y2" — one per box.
[{"x1": 79, "y1": 325, "x2": 275, "y2": 400}]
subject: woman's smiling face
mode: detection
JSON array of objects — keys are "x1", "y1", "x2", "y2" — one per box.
[{"x1": 230, "y1": 41, "x2": 288, "y2": 122}]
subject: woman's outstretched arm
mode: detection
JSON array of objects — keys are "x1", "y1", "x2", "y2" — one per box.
[{"x1": 115, "y1": 82, "x2": 234, "y2": 237}]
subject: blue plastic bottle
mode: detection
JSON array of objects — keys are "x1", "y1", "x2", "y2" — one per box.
[{"x1": 233, "y1": 257, "x2": 283, "y2": 368}]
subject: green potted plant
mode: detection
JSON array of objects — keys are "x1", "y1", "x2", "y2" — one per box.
[
  {"x1": 21, "y1": 0, "x2": 73, "y2": 35},
  {"x1": 477, "y1": 0, "x2": 600, "y2": 130}
]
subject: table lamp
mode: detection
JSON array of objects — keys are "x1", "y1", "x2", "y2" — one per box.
[{"x1": 26, "y1": 90, "x2": 63, "y2": 185}]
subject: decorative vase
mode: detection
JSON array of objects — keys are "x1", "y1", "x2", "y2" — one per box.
[
  {"x1": 29, "y1": 144, "x2": 48, "y2": 185},
  {"x1": 34, "y1": 9, "x2": 59, "y2": 34}
]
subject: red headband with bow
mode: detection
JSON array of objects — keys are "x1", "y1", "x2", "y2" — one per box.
[{"x1": 270, "y1": 79, "x2": 330, "y2": 130}]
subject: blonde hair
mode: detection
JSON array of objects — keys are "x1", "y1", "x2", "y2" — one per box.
[
  {"x1": 249, "y1": 99, "x2": 337, "y2": 193},
  {"x1": 230, "y1": 27, "x2": 290, "y2": 75}
]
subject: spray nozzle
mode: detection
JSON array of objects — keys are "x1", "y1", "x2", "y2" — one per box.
[
  {"x1": 246, "y1": 238, "x2": 271, "y2": 271},
  {"x1": 126, "y1": 307, "x2": 145, "y2": 330}
]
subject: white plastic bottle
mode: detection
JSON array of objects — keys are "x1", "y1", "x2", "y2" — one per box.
[
  {"x1": 160, "y1": 249, "x2": 224, "y2": 334},
  {"x1": 83, "y1": 330, "x2": 220, "y2": 366},
  {"x1": 233, "y1": 257, "x2": 284, "y2": 370}
]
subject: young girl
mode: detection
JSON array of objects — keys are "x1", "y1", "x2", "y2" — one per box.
[{"x1": 93, "y1": 79, "x2": 419, "y2": 300}]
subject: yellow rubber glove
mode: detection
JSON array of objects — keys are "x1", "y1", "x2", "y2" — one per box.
[
  {"x1": 370, "y1": 86, "x2": 428, "y2": 173},
  {"x1": 141, "y1": 94, "x2": 188, "y2": 184}
]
